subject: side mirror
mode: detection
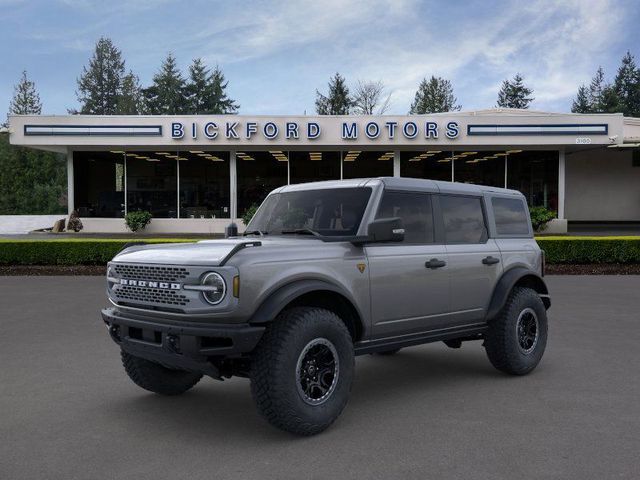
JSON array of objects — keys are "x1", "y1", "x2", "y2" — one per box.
[{"x1": 366, "y1": 217, "x2": 405, "y2": 243}]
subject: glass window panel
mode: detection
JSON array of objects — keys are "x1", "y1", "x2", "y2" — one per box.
[
  {"x1": 342, "y1": 150, "x2": 394, "y2": 179},
  {"x1": 237, "y1": 150, "x2": 288, "y2": 218},
  {"x1": 441, "y1": 195, "x2": 487, "y2": 244},
  {"x1": 126, "y1": 151, "x2": 177, "y2": 218},
  {"x1": 507, "y1": 151, "x2": 558, "y2": 209},
  {"x1": 492, "y1": 197, "x2": 530, "y2": 235},
  {"x1": 73, "y1": 151, "x2": 124, "y2": 218},
  {"x1": 178, "y1": 151, "x2": 230, "y2": 219},
  {"x1": 289, "y1": 151, "x2": 340, "y2": 184},
  {"x1": 454, "y1": 151, "x2": 505, "y2": 187},
  {"x1": 401, "y1": 150, "x2": 452, "y2": 181},
  {"x1": 376, "y1": 191, "x2": 434, "y2": 244}
]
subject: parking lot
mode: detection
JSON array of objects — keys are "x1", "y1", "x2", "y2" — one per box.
[{"x1": 1, "y1": 275, "x2": 639, "y2": 480}]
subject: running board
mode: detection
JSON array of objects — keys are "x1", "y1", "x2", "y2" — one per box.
[{"x1": 354, "y1": 323, "x2": 488, "y2": 356}]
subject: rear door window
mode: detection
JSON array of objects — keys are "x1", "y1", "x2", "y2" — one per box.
[
  {"x1": 492, "y1": 197, "x2": 530, "y2": 235},
  {"x1": 440, "y1": 195, "x2": 487, "y2": 244},
  {"x1": 376, "y1": 191, "x2": 434, "y2": 244}
]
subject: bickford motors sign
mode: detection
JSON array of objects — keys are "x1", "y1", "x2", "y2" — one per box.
[{"x1": 170, "y1": 120, "x2": 461, "y2": 141}]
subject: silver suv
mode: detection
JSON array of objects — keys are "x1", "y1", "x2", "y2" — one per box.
[{"x1": 102, "y1": 177, "x2": 550, "y2": 435}]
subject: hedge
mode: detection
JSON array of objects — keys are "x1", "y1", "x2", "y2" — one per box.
[
  {"x1": 0, "y1": 239, "x2": 197, "y2": 265},
  {"x1": 537, "y1": 237, "x2": 640, "y2": 264},
  {"x1": 1, "y1": 237, "x2": 639, "y2": 266}
]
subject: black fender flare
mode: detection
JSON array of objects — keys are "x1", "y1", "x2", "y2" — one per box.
[
  {"x1": 485, "y1": 267, "x2": 550, "y2": 322},
  {"x1": 248, "y1": 279, "x2": 364, "y2": 327}
]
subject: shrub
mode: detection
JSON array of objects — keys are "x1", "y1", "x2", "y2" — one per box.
[
  {"x1": 66, "y1": 210, "x2": 83, "y2": 232},
  {"x1": 125, "y1": 210, "x2": 152, "y2": 232},
  {"x1": 529, "y1": 206, "x2": 556, "y2": 231},
  {"x1": 537, "y1": 237, "x2": 640, "y2": 264},
  {"x1": 241, "y1": 204, "x2": 259, "y2": 226}
]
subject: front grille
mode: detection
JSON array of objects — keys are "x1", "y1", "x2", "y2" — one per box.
[
  {"x1": 115, "y1": 285, "x2": 190, "y2": 307},
  {"x1": 113, "y1": 264, "x2": 189, "y2": 282}
]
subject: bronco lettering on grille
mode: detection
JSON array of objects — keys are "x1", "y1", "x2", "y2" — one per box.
[{"x1": 119, "y1": 279, "x2": 181, "y2": 290}]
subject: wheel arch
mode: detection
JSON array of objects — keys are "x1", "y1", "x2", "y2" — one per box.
[
  {"x1": 485, "y1": 267, "x2": 550, "y2": 322},
  {"x1": 248, "y1": 279, "x2": 365, "y2": 342}
]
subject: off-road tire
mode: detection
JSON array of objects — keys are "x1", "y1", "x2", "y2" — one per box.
[
  {"x1": 121, "y1": 350, "x2": 202, "y2": 395},
  {"x1": 250, "y1": 307, "x2": 355, "y2": 436},
  {"x1": 375, "y1": 348, "x2": 401, "y2": 356},
  {"x1": 484, "y1": 287, "x2": 548, "y2": 375}
]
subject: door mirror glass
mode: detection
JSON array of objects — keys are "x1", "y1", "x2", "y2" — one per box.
[{"x1": 366, "y1": 217, "x2": 405, "y2": 243}]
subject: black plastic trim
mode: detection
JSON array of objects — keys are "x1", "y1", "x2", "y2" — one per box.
[{"x1": 484, "y1": 267, "x2": 550, "y2": 322}]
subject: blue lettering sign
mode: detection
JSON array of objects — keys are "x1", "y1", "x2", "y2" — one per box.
[
  {"x1": 446, "y1": 121, "x2": 459, "y2": 139},
  {"x1": 365, "y1": 121, "x2": 380, "y2": 139},
  {"x1": 385, "y1": 121, "x2": 398, "y2": 139},
  {"x1": 307, "y1": 122, "x2": 321, "y2": 139},
  {"x1": 245, "y1": 122, "x2": 258, "y2": 139},
  {"x1": 191, "y1": 122, "x2": 197, "y2": 139},
  {"x1": 226, "y1": 122, "x2": 239, "y2": 139},
  {"x1": 263, "y1": 122, "x2": 279, "y2": 139},
  {"x1": 204, "y1": 122, "x2": 218, "y2": 139},
  {"x1": 286, "y1": 122, "x2": 299, "y2": 139},
  {"x1": 425, "y1": 122, "x2": 438, "y2": 139},
  {"x1": 171, "y1": 122, "x2": 184, "y2": 139},
  {"x1": 342, "y1": 122, "x2": 358, "y2": 139},
  {"x1": 403, "y1": 121, "x2": 418, "y2": 139}
]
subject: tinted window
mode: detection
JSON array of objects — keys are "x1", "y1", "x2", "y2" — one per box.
[
  {"x1": 492, "y1": 197, "x2": 530, "y2": 235},
  {"x1": 376, "y1": 191, "x2": 434, "y2": 243},
  {"x1": 248, "y1": 187, "x2": 371, "y2": 237},
  {"x1": 440, "y1": 195, "x2": 486, "y2": 244}
]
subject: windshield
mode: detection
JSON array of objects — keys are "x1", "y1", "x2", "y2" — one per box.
[{"x1": 246, "y1": 187, "x2": 372, "y2": 237}]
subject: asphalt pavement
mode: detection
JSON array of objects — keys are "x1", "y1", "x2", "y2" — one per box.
[{"x1": 1, "y1": 276, "x2": 639, "y2": 480}]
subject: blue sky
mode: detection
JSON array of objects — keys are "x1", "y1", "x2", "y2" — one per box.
[{"x1": 1, "y1": 0, "x2": 639, "y2": 117}]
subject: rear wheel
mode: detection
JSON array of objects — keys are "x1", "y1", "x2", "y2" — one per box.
[
  {"x1": 250, "y1": 307, "x2": 354, "y2": 436},
  {"x1": 484, "y1": 287, "x2": 548, "y2": 375},
  {"x1": 121, "y1": 351, "x2": 202, "y2": 395}
]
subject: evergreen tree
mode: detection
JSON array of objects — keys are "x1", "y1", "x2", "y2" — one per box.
[
  {"x1": 571, "y1": 85, "x2": 591, "y2": 113},
  {"x1": 75, "y1": 37, "x2": 125, "y2": 114},
  {"x1": 185, "y1": 59, "x2": 239, "y2": 114},
  {"x1": 613, "y1": 51, "x2": 640, "y2": 117},
  {"x1": 116, "y1": 71, "x2": 144, "y2": 115},
  {"x1": 588, "y1": 66, "x2": 607, "y2": 111},
  {"x1": 143, "y1": 53, "x2": 187, "y2": 115},
  {"x1": 315, "y1": 73, "x2": 352, "y2": 115},
  {"x1": 496, "y1": 73, "x2": 534, "y2": 109},
  {"x1": 8, "y1": 70, "x2": 42, "y2": 117},
  {"x1": 409, "y1": 76, "x2": 461, "y2": 114}
]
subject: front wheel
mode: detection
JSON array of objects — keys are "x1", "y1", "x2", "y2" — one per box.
[
  {"x1": 250, "y1": 307, "x2": 354, "y2": 436},
  {"x1": 484, "y1": 287, "x2": 548, "y2": 375}
]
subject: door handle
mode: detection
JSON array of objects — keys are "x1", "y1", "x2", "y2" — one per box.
[
  {"x1": 425, "y1": 258, "x2": 446, "y2": 269},
  {"x1": 482, "y1": 256, "x2": 500, "y2": 265}
]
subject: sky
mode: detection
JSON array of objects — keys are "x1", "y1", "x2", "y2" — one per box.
[{"x1": 1, "y1": 0, "x2": 639, "y2": 118}]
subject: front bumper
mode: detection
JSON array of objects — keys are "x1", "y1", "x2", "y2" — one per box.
[{"x1": 101, "y1": 307, "x2": 265, "y2": 377}]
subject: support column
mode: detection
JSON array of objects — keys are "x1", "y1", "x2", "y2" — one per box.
[
  {"x1": 558, "y1": 148, "x2": 565, "y2": 220},
  {"x1": 230, "y1": 150, "x2": 237, "y2": 220},
  {"x1": 393, "y1": 150, "x2": 400, "y2": 177},
  {"x1": 66, "y1": 149, "x2": 74, "y2": 216}
]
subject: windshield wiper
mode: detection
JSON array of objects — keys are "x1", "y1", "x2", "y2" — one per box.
[
  {"x1": 280, "y1": 228, "x2": 322, "y2": 238},
  {"x1": 243, "y1": 229, "x2": 268, "y2": 236}
]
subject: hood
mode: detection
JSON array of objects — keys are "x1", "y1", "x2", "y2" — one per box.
[{"x1": 112, "y1": 236, "x2": 324, "y2": 266}]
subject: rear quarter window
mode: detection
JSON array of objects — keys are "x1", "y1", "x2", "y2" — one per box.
[{"x1": 492, "y1": 197, "x2": 530, "y2": 236}]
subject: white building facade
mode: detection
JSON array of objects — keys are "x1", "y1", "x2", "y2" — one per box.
[{"x1": 9, "y1": 109, "x2": 640, "y2": 234}]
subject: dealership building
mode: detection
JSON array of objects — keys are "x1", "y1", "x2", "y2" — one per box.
[{"x1": 8, "y1": 109, "x2": 640, "y2": 234}]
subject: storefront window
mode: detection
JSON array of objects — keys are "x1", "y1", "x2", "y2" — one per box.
[
  {"x1": 73, "y1": 151, "x2": 125, "y2": 217},
  {"x1": 237, "y1": 150, "x2": 288, "y2": 217},
  {"x1": 289, "y1": 151, "x2": 340, "y2": 184},
  {"x1": 507, "y1": 150, "x2": 558, "y2": 210},
  {"x1": 454, "y1": 151, "x2": 505, "y2": 188},
  {"x1": 126, "y1": 151, "x2": 177, "y2": 218},
  {"x1": 178, "y1": 151, "x2": 230, "y2": 218},
  {"x1": 401, "y1": 150, "x2": 452, "y2": 181},
  {"x1": 342, "y1": 150, "x2": 394, "y2": 179}
]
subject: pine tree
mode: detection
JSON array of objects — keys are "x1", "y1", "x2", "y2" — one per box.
[
  {"x1": 116, "y1": 71, "x2": 144, "y2": 115},
  {"x1": 496, "y1": 73, "x2": 534, "y2": 109},
  {"x1": 613, "y1": 51, "x2": 640, "y2": 117},
  {"x1": 75, "y1": 37, "x2": 125, "y2": 114},
  {"x1": 185, "y1": 59, "x2": 239, "y2": 114},
  {"x1": 409, "y1": 76, "x2": 461, "y2": 114},
  {"x1": 8, "y1": 70, "x2": 42, "y2": 117},
  {"x1": 144, "y1": 53, "x2": 187, "y2": 115},
  {"x1": 588, "y1": 66, "x2": 607, "y2": 111},
  {"x1": 571, "y1": 85, "x2": 591, "y2": 113},
  {"x1": 315, "y1": 73, "x2": 352, "y2": 115}
]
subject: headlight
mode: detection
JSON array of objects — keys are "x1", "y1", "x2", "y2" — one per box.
[{"x1": 201, "y1": 272, "x2": 226, "y2": 305}]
